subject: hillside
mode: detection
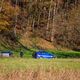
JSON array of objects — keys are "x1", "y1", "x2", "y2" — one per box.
[{"x1": 0, "y1": 0, "x2": 80, "y2": 51}]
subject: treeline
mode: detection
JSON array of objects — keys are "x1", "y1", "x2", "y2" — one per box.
[{"x1": 0, "y1": 0, "x2": 80, "y2": 50}]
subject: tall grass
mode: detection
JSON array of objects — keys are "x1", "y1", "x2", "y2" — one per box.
[
  {"x1": 0, "y1": 68, "x2": 80, "y2": 80},
  {"x1": 0, "y1": 58, "x2": 80, "y2": 80}
]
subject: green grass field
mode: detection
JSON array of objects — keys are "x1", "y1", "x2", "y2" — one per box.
[
  {"x1": 0, "y1": 58, "x2": 80, "y2": 80},
  {"x1": 14, "y1": 50, "x2": 80, "y2": 58},
  {"x1": 0, "y1": 48, "x2": 80, "y2": 80}
]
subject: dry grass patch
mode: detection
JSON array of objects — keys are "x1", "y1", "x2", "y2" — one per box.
[{"x1": 0, "y1": 68, "x2": 80, "y2": 80}]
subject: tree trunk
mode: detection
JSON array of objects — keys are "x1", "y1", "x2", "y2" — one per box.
[
  {"x1": 14, "y1": 0, "x2": 18, "y2": 37},
  {"x1": 51, "y1": 1, "x2": 57, "y2": 42},
  {"x1": 0, "y1": 0, "x2": 4, "y2": 12},
  {"x1": 46, "y1": 0, "x2": 53, "y2": 40}
]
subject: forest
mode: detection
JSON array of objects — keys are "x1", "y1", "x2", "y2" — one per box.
[{"x1": 0, "y1": 0, "x2": 80, "y2": 51}]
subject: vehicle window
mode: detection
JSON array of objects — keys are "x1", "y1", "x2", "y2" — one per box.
[{"x1": 42, "y1": 52, "x2": 47, "y2": 55}]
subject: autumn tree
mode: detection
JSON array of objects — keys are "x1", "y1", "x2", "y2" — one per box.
[{"x1": 0, "y1": 0, "x2": 20, "y2": 31}]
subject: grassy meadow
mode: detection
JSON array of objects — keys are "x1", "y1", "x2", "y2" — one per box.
[{"x1": 0, "y1": 58, "x2": 80, "y2": 80}]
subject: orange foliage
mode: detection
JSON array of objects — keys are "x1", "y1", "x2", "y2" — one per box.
[{"x1": 0, "y1": 1, "x2": 20, "y2": 31}]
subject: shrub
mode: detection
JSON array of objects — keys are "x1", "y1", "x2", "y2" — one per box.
[{"x1": 48, "y1": 50, "x2": 80, "y2": 58}]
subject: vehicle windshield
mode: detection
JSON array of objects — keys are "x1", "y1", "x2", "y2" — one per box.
[
  {"x1": 40, "y1": 50, "x2": 47, "y2": 53},
  {"x1": 40, "y1": 51, "x2": 52, "y2": 55}
]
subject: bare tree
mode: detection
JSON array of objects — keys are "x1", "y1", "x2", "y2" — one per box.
[
  {"x1": 0, "y1": 0, "x2": 4, "y2": 12},
  {"x1": 46, "y1": 0, "x2": 53, "y2": 40}
]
